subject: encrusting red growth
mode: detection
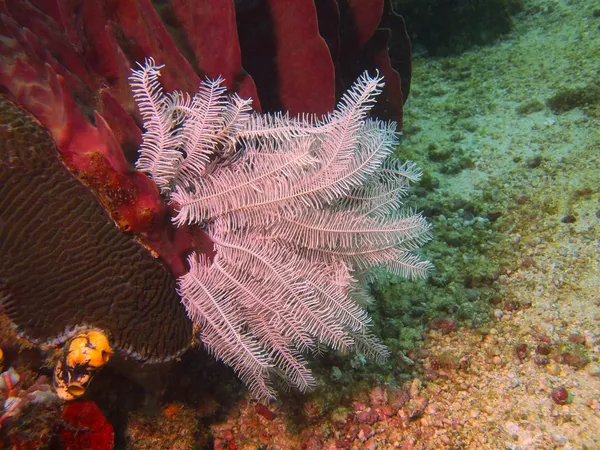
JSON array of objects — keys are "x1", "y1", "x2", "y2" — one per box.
[{"x1": 59, "y1": 401, "x2": 114, "y2": 450}]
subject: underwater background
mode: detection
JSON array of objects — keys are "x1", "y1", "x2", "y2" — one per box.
[{"x1": 0, "y1": 0, "x2": 599, "y2": 448}]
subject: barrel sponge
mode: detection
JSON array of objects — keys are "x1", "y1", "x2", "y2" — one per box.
[{"x1": 0, "y1": 96, "x2": 192, "y2": 363}]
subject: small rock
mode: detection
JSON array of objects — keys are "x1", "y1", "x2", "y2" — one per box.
[
  {"x1": 356, "y1": 410, "x2": 377, "y2": 425},
  {"x1": 331, "y1": 408, "x2": 350, "y2": 427},
  {"x1": 388, "y1": 389, "x2": 409, "y2": 412},
  {"x1": 303, "y1": 401, "x2": 324, "y2": 422},
  {"x1": 255, "y1": 402, "x2": 276, "y2": 420},
  {"x1": 376, "y1": 405, "x2": 394, "y2": 420},
  {"x1": 428, "y1": 317, "x2": 458, "y2": 334},
  {"x1": 364, "y1": 437, "x2": 378, "y2": 450},
  {"x1": 514, "y1": 343, "x2": 528, "y2": 360},
  {"x1": 588, "y1": 399, "x2": 600, "y2": 410},
  {"x1": 368, "y1": 386, "x2": 388, "y2": 406},
  {"x1": 587, "y1": 363, "x2": 600, "y2": 377},
  {"x1": 352, "y1": 402, "x2": 367, "y2": 412},
  {"x1": 551, "y1": 386, "x2": 570, "y2": 405},
  {"x1": 583, "y1": 331, "x2": 597, "y2": 348},
  {"x1": 536, "y1": 344, "x2": 551, "y2": 356},
  {"x1": 405, "y1": 396, "x2": 428, "y2": 420},
  {"x1": 546, "y1": 362, "x2": 561, "y2": 376},
  {"x1": 568, "y1": 334, "x2": 586, "y2": 344},
  {"x1": 551, "y1": 434, "x2": 568, "y2": 446},
  {"x1": 304, "y1": 437, "x2": 323, "y2": 450},
  {"x1": 561, "y1": 352, "x2": 588, "y2": 368},
  {"x1": 359, "y1": 424, "x2": 374, "y2": 441},
  {"x1": 409, "y1": 378, "x2": 422, "y2": 398},
  {"x1": 504, "y1": 420, "x2": 520, "y2": 436}
]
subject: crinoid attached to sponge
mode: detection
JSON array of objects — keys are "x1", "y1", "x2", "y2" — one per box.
[{"x1": 0, "y1": 97, "x2": 193, "y2": 398}]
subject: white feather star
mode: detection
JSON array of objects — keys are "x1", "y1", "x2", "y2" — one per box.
[{"x1": 130, "y1": 58, "x2": 432, "y2": 401}]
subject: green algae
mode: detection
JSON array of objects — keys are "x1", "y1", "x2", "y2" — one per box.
[{"x1": 547, "y1": 81, "x2": 600, "y2": 113}]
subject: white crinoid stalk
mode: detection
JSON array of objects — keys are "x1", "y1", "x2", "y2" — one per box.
[{"x1": 130, "y1": 58, "x2": 432, "y2": 401}]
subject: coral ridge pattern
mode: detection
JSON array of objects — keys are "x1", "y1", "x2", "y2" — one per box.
[
  {"x1": 131, "y1": 59, "x2": 432, "y2": 401},
  {"x1": 0, "y1": 96, "x2": 192, "y2": 363}
]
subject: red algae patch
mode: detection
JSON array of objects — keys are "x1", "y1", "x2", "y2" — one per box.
[{"x1": 60, "y1": 401, "x2": 114, "y2": 450}]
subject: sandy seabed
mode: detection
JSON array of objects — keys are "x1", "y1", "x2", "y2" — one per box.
[{"x1": 200, "y1": 0, "x2": 600, "y2": 448}]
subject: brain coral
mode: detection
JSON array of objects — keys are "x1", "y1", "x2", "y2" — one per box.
[{"x1": 0, "y1": 96, "x2": 192, "y2": 362}]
